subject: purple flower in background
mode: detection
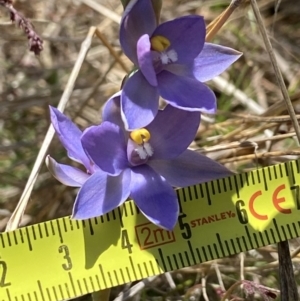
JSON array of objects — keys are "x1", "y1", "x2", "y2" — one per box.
[
  {"x1": 46, "y1": 103, "x2": 232, "y2": 230},
  {"x1": 119, "y1": 0, "x2": 242, "y2": 130},
  {"x1": 46, "y1": 107, "x2": 92, "y2": 188}
]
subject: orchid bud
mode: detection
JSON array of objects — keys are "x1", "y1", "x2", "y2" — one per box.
[
  {"x1": 121, "y1": 0, "x2": 162, "y2": 24},
  {"x1": 150, "y1": 0, "x2": 162, "y2": 24}
]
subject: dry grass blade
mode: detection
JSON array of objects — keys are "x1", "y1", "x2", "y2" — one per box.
[
  {"x1": 219, "y1": 149, "x2": 300, "y2": 163},
  {"x1": 212, "y1": 76, "x2": 265, "y2": 114},
  {"x1": 250, "y1": 0, "x2": 300, "y2": 299},
  {"x1": 2, "y1": 0, "x2": 300, "y2": 300},
  {"x1": 94, "y1": 28, "x2": 129, "y2": 72},
  {"x1": 206, "y1": 0, "x2": 247, "y2": 42},
  {"x1": 81, "y1": 0, "x2": 121, "y2": 23},
  {"x1": 5, "y1": 26, "x2": 97, "y2": 232},
  {"x1": 250, "y1": 0, "x2": 300, "y2": 140}
]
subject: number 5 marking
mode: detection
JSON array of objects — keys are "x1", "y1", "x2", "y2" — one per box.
[{"x1": 58, "y1": 245, "x2": 73, "y2": 271}]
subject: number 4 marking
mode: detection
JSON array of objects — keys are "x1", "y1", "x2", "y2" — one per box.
[{"x1": 121, "y1": 230, "x2": 133, "y2": 254}]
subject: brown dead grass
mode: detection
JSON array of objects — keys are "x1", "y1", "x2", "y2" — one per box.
[{"x1": 1, "y1": 0, "x2": 300, "y2": 299}]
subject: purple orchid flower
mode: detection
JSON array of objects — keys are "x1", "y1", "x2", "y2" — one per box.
[
  {"x1": 119, "y1": 0, "x2": 242, "y2": 130},
  {"x1": 47, "y1": 104, "x2": 232, "y2": 230}
]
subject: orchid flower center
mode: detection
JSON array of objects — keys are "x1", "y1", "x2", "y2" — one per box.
[
  {"x1": 130, "y1": 128, "x2": 154, "y2": 160},
  {"x1": 151, "y1": 35, "x2": 170, "y2": 51},
  {"x1": 150, "y1": 35, "x2": 178, "y2": 65}
]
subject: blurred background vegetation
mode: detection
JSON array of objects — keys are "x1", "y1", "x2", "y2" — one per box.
[{"x1": 1, "y1": 0, "x2": 300, "y2": 299}]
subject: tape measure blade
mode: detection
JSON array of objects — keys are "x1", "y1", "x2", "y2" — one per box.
[{"x1": 1, "y1": 159, "x2": 300, "y2": 301}]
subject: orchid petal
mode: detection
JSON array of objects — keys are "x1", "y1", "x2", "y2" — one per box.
[
  {"x1": 157, "y1": 71, "x2": 216, "y2": 114},
  {"x1": 81, "y1": 122, "x2": 128, "y2": 176},
  {"x1": 153, "y1": 15, "x2": 205, "y2": 64},
  {"x1": 130, "y1": 165, "x2": 178, "y2": 230},
  {"x1": 121, "y1": 71, "x2": 159, "y2": 130},
  {"x1": 46, "y1": 155, "x2": 89, "y2": 187},
  {"x1": 49, "y1": 106, "x2": 92, "y2": 171},
  {"x1": 148, "y1": 149, "x2": 233, "y2": 187},
  {"x1": 120, "y1": 0, "x2": 156, "y2": 63},
  {"x1": 137, "y1": 34, "x2": 157, "y2": 86},
  {"x1": 102, "y1": 92, "x2": 125, "y2": 131},
  {"x1": 146, "y1": 105, "x2": 200, "y2": 159},
  {"x1": 72, "y1": 169, "x2": 131, "y2": 219},
  {"x1": 191, "y1": 43, "x2": 242, "y2": 82}
]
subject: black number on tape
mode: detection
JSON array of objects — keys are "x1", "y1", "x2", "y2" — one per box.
[
  {"x1": 121, "y1": 229, "x2": 133, "y2": 253},
  {"x1": 235, "y1": 200, "x2": 248, "y2": 224},
  {"x1": 0, "y1": 260, "x2": 11, "y2": 287},
  {"x1": 291, "y1": 185, "x2": 300, "y2": 209},
  {"x1": 58, "y1": 245, "x2": 73, "y2": 271},
  {"x1": 178, "y1": 213, "x2": 192, "y2": 239}
]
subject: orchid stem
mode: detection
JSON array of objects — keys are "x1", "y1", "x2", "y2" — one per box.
[{"x1": 94, "y1": 28, "x2": 130, "y2": 73}]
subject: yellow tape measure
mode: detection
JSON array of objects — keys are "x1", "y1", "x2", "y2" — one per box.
[{"x1": 1, "y1": 159, "x2": 300, "y2": 301}]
